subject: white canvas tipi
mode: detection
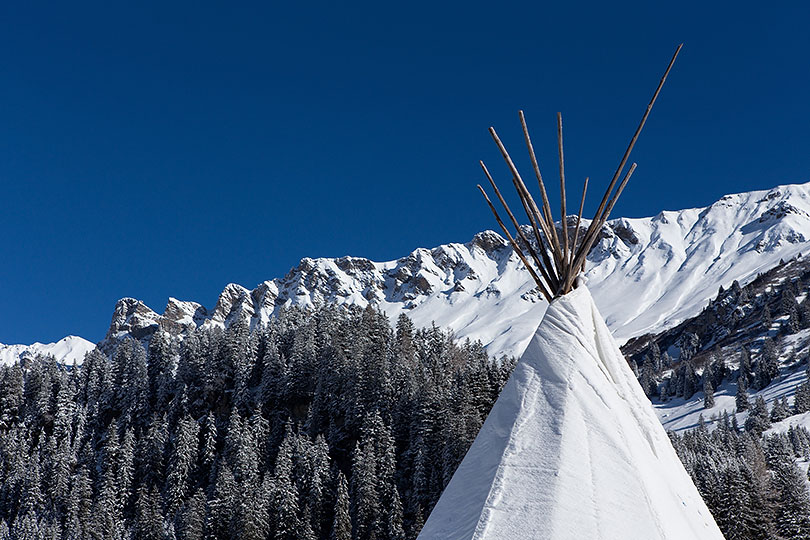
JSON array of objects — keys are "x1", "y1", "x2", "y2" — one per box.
[
  {"x1": 418, "y1": 45, "x2": 724, "y2": 539},
  {"x1": 417, "y1": 283, "x2": 724, "y2": 539}
]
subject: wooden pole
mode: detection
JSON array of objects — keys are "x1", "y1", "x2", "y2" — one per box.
[
  {"x1": 477, "y1": 185, "x2": 553, "y2": 302},
  {"x1": 557, "y1": 112, "x2": 569, "y2": 281},
  {"x1": 480, "y1": 161, "x2": 558, "y2": 290},
  {"x1": 567, "y1": 163, "x2": 637, "y2": 291},
  {"x1": 570, "y1": 177, "x2": 589, "y2": 271},
  {"x1": 565, "y1": 44, "x2": 682, "y2": 293},
  {"x1": 577, "y1": 43, "x2": 682, "y2": 265},
  {"x1": 489, "y1": 126, "x2": 567, "y2": 273},
  {"x1": 479, "y1": 44, "x2": 682, "y2": 298},
  {"x1": 510, "y1": 183, "x2": 561, "y2": 290},
  {"x1": 519, "y1": 111, "x2": 562, "y2": 259}
]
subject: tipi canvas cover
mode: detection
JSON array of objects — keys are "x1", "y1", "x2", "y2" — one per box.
[{"x1": 417, "y1": 285, "x2": 724, "y2": 540}]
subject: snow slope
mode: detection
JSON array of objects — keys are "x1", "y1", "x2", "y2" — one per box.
[
  {"x1": 0, "y1": 336, "x2": 95, "y2": 366},
  {"x1": 417, "y1": 285, "x2": 723, "y2": 540},
  {"x1": 654, "y1": 366, "x2": 807, "y2": 433},
  {"x1": 103, "y1": 182, "x2": 810, "y2": 360}
]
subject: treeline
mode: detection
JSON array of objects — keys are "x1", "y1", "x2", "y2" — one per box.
[
  {"x1": 634, "y1": 262, "x2": 810, "y2": 404},
  {"x1": 672, "y1": 415, "x2": 810, "y2": 539},
  {"x1": 0, "y1": 305, "x2": 513, "y2": 539},
  {"x1": 6, "y1": 301, "x2": 810, "y2": 539}
]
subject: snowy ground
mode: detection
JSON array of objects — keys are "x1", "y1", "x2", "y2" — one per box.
[{"x1": 655, "y1": 362, "x2": 808, "y2": 433}]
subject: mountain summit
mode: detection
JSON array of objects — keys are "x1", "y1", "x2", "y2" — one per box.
[{"x1": 103, "y1": 182, "x2": 810, "y2": 359}]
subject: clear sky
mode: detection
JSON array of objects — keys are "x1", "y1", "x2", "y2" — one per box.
[{"x1": 1, "y1": 1, "x2": 809, "y2": 344}]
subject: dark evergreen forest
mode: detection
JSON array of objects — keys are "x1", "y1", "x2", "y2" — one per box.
[
  {"x1": 3, "y1": 303, "x2": 810, "y2": 539},
  {"x1": 672, "y1": 417, "x2": 810, "y2": 540},
  {"x1": 0, "y1": 305, "x2": 513, "y2": 539}
]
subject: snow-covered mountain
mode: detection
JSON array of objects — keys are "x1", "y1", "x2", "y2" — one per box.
[
  {"x1": 0, "y1": 336, "x2": 95, "y2": 366},
  {"x1": 103, "y1": 182, "x2": 810, "y2": 360}
]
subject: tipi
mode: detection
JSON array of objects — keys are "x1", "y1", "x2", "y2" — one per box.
[{"x1": 417, "y1": 45, "x2": 725, "y2": 540}]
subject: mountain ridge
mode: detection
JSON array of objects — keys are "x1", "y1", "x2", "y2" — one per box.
[
  {"x1": 100, "y1": 181, "x2": 810, "y2": 360},
  {"x1": 0, "y1": 336, "x2": 95, "y2": 366}
]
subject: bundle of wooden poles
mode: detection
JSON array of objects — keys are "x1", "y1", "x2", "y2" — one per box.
[{"x1": 478, "y1": 44, "x2": 682, "y2": 302}]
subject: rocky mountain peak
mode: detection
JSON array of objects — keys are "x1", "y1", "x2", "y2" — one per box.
[{"x1": 99, "y1": 181, "x2": 810, "y2": 360}]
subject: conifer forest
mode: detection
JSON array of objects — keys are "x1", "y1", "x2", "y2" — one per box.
[
  {"x1": 3, "y1": 303, "x2": 810, "y2": 539},
  {"x1": 0, "y1": 306, "x2": 512, "y2": 540}
]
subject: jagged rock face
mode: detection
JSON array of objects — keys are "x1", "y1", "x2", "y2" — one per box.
[
  {"x1": 101, "y1": 182, "x2": 810, "y2": 360},
  {"x1": 207, "y1": 283, "x2": 254, "y2": 326},
  {"x1": 107, "y1": 298, "x2": 161, "y2": 342},
  {"x1": 161, "y1": 298, "x2": 207, "y2": 335},
  {"x1": 103, "y1": 297, "x2": 207, "y2": 352}
]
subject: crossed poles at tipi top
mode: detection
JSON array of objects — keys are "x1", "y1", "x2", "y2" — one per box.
[{"x1": 478, "y1": 44, "x2": 682, "y2": 303}]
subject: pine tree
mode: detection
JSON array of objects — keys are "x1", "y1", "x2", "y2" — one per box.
[
  {"x1": 114, "y1": 338, "x2": 150, "y2": 425},
  {"x1": 781, "y1": 286, "x2": 799, "y2": 314},
  {"x1": 739, "y1": 347, "x2": 753, "y2": 385},
  {"x1": 235, "y1": 479, "x2": 270, "y2": 540},
  {"x1": 395, "y1": 314, "x2": 417, "y2": 366},
  {"x1": 771, "y1": 396, "x2": 790, "y2": 422},
  {"x1": 259, "y1": 332, "x2": 286, "y2": 417},
  {"x1": 64, "y1": 466, "x2": 93, "y2": 539},
  {"x1": 207, "y1": 464, "x2": 236, "y2": 540},
  {"x1": 756, "y1": 337, "x2": 780, "y2": 389},
  {"x1": 331, "y1": 470, "x2": 351, "y2": 540},
  {"x1": 785, "y1": 306, "x2": 801, "y2": 335},
  {"x1": 682, "y1": 359, "x2": 699, "y2": 400},
  {"x1": 703, "y1": 376, "x2": 715, "y2": 409},
  {"x1": 763, "y1": 304, "x2": 773, "y2": 327},
  {"x1": 227, "y1": 319, "x2": 256, "y2": 414},
  {"x1": 10, "y1": 511, "x2": 40, "y2": 540},
  {"x1": 736, "y1": 376, "x2": 750, "y2": 412},
  {"x1": 149, "y1": 329, "x2": 177, "y2": 411},
  {"x1": 661, "y1": 351, "x2": 673, "y2": 370},
  {"x1": 200, "y1": 414, "x2": 218, "y2": 486},
  {"x1": 744, "y1": 396, "x2": 771, "y2": 436},
  {"x1": 639, "y1": 355, "x2": 656, "y2": 397},
  {"x1": 0, "y1": 364, "x2": 24, "y2": 430},
  {"x1": 351, "y1": 436, "x2": 380, "y2": 540},
  {"x1": 271, "y1": 429, "x2": 301, "y2": 540},
  {"x1": 175, "y1": 489, "x2": 205, "y2": 540},
  {"x1": 800, "y1": 299, "x2": 810, "y2": 329},
  {"x1": 94, "y1": 421, "x2": 128, "y2": 539},
  {"x1": 648, "y1": 341, "x2": 662, "y2": 372},
  {"x1": 679, "y1": 332, "x2": 700, "y2": 362},
  {"x1": 768, "y1": 437, "x2": 810, "y2": 539},
  {"x1": 134, "y1": 485, "x2": 165, "y2": 540},
  {"x1": 797, "y1": 378, "x2": 810, "y2": 414},
  {"x1": 165, "y1": 415, "x2": 200, "y2": 515},
  {"x1": 52, "y1": 370, "x2": 76, "y2": 445}
]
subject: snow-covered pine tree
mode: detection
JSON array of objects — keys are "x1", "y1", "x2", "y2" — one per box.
[
  {"x1": 682, "y1": 359, "x2": 699, "y2": 399},
  {"x1": 756, "y1": 337, "x2": 780, "y2": 389},
  {"x1": 744, "y1": 396, "x2": 771, "y2": 436},
  {"x1": 736, "y1": 376, "x2": 750, "y2": 412},
  {"x1": 207, "y1": 463, "x2": 236, "y2": 540},
  {"x1": 174, "y1": 488, "x2": 205, "y2": 540},
  {"x1": 134, "y1": 485, "x2": 164, "y2": 540},
  {"x1": 796, "y1": 376, "x2": 810, "y2": 414},
  {"x1": 165, "y1": 415, "x2": 200, "y2": 515},
  {"x1": 640, "y1": 355, "x2": 656, "y2": 397},
  {"x1": 271, "y1": 428, "x2": 302, "y2": 540},
  {"x1": 703, "y1": 376, "x2": 715, "y2": 409},
  {"x1": 767, "y1": 437, "x2": 810, "y2": 539},
  {"x1": 332, "y1": 469, "x2": 352, "y2": 540},
  {"x1": 770, "y1": 397, "x2": 790, "y2": 423}
]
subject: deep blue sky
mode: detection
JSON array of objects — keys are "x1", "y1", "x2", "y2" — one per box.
[{"x1": 1, "y1": 2, "x2": 809, "y2": 344}]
